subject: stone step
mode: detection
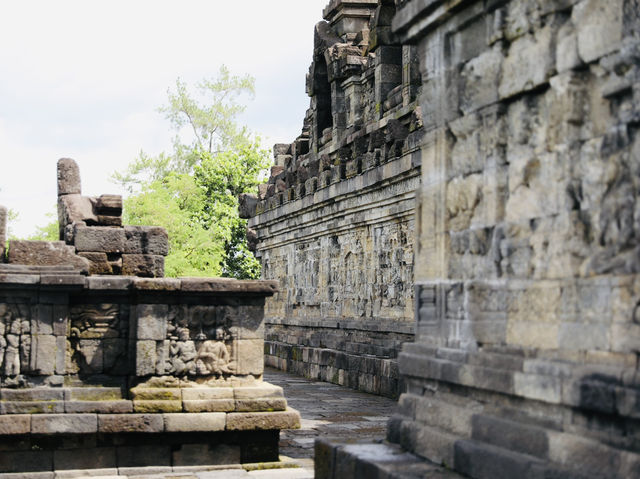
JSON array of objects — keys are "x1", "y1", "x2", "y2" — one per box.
[
  {"x1": 470, "y1": 413, "x2": 551, "y2": 460},
  {"x1": 454, "y1": 439, "x2": 594, "y2": 479}
]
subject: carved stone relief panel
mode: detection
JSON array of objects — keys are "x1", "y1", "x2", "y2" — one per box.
[{"x1": 68, "y1": 303, "x2": 129, "y2": 375}]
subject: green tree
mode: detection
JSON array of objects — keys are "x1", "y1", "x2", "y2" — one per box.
[
  {"x1": 114, "y1": 66, "x2": 270, "y2": 279},
  {"x1": 27, "y1": 211, "x2": 58, "y2": 241}
]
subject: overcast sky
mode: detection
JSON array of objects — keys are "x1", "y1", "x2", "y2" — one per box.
[{"x1": 0, "y1": 0, "x2": 328, "y2": 237}]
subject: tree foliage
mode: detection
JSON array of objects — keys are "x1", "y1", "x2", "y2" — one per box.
[
  {"x1": 113, "y1": 66, "x2": 269, "y2": 279},
  {"x1": 27, "y1": 211, "x2": 58, "y2": 241}
]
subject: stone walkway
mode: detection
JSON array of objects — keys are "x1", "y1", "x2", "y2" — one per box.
[
  {"x1": 264, "y1": 366, "x2": 397, "y2": 461},
  {"x1": 28, "y1": 367, "x2": 396, "y2": 479}
]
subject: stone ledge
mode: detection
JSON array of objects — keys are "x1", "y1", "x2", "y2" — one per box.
[
  {"x1": 226, "y1": 408, "x2": 301, "y2": 431},
  {"x1": 399, "y1": 346, "x2": 640, "y2": 416},
  {"x1": 266, "y1": 317, "x2": 414, "y2": 335},
  {"x1": 314, "y1": 438, "x2": 463, "y2": 479},
  {"x1": 0, "y1": 408, "x2": 302, "y2": 435}
]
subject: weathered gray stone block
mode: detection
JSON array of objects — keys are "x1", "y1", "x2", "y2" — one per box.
[
  {"x1": 123, "y1": 226, "x2": 168, "y2": 255},
  {"x1": 31, "y1": 414, "x2": 97, "y2": 434},
  {"x1": 0, "y1": 415, "x2": 30, "y2": 435},
  {"x1": 121, "y1": 254, "x2": 164, "y2": 278},
  {"x1": 7, "y1": 240, "x2": 90, "y2": 273},
  {"x1": 53, "y1": 448, "x2": 116, "y2": 470},
  {"x1": 172, "y1": 443, "x2": 240, "y2": 467},
  {"x1": 77, "y1": 252, "x2": 113, "y2": 274},
  {"x1": 573, "y1": 0, "x2": 623, "y2": 63},
  {"x1": 135, "y1": 304, "x2": 168, "y2": 340},
  {"x1": 57, "y1": 158, "x2": 81, "y2": 195},
  {"x1": 74, "y1": 226, "x2": 125, "y2": 253},
  {"x1": 225, "y1": 409, "x2": 300, "y2": 430},
  {"x1": 98, "y1": 413, "x2": 164, "y2": 433},
  {"x1": 163, "y1": 412, "x2": 226, "y2": 432}
]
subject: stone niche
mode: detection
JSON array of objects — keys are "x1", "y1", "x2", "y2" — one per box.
[
  {"x1": 243, "y1": 0, "x2": 422, "y2": 398},
  {"x1": 0, "y1": 163, "x2": 299, "y2": 474}
]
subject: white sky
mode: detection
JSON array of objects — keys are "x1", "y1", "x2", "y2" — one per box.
[{"x1": 0, "y1": 0, "x2": 328, "y2": 237}]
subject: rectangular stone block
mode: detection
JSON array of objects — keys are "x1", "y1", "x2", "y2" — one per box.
[
  {"x1": 64, "y1": 387, "x2": 123, "y2": 401},
  {"x1": 0, "y1": 401, "x2": 65, "y2": 414},
  {"x1": 98, "y1": 414, "x2": 164, "y2": 433},
  {"x1": 122, "y1": 254, "x2": 164, "y2": 278},
  {"x1": 163, "y1": 412, "x2": 226, "y2": 432},
  {"x1": 136, "y1": 340, "x2": 156, "y2": 376},
  {"x1": 233, "y1": 384, "x2": 284, "y2": 399},
  {"x1": 225, "y1": 408, "x2": 300, "y2": 430},
  {"x1": 124, "y1": 226, "x2": 169, "y2": 255},
  {"x1": 0, "y1": 450, "x2": 53, "y2": 473},
  {"x1": 0, "y1": 415, "x2": 30, "y2": 434},
  {"x1": 233, "y1": 339, "x2": 264, "y2": 376},
  {"x1": 235, "y1": 398, "x2": 287, "y2": 412},
  {"x1": 95, "y1": 194, "x2": 123, "y2": 215},
  {"x1": 135, "y1": 304, "x2": 168, "y2": 340},
  {"x1": 36, "y1": 304, "x2": 53, "y2": 334},
  {"x1": 133, "y1": 400, "x2": 182, "y2": 413},
  {"x1": 116, "y1": 445, "x2": 171, "y2": 468},
  {"x1": 229, "y1": 305, "x2": 265, "y2": 339},
  {"x1": 73, "y1": 226, "x2": 125, "y2": 253},
  {"x1": 182, "y1": 399, "x2": 235, "y2": 413},
  {"x1": 172, "y1": 444, "x2": 240, "y2": 467},
  {"x1": 53, "y1": 447, "x2": 116, "y2": 470},
  {"x1": 130, "y1": 387, "x2": 181, "y2": 401},
  {"x1": 64, "y1": 400, "x2": 133, "y2": 414},
  {"x1": 1, "y1": 389, "x2": 64, "y2": 401},
  {"x1": 31, "y1": 414, "x2": 97, "y2": 434},
  {"x1": 78, "y1": 252, "x2": 113, "y2": 275},
  {"x1": 55, "y1": 335, "x2": 66, "y2": 374},
  {"x1": 52, "y1": 304, "x2": 68, "y2": 336},
  {"x1": 181, "y1": 387, "x2": 233, "y2": 400},
  {"x1": 32, "y1": 334, "x2": 56, "y2": 376}
]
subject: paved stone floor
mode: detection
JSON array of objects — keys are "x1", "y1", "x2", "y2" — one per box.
[
  {"x1": 264, "y1": 366, "x2": 397, "y2": 461},
  {"x1": 35, "y1": 367, "x2": 396, "y2": 479}
]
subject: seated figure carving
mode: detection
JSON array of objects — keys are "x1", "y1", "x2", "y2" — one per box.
[
  {"x1": 170, "y1": 327, "x2": 197, "y2": 376},
  {"x1": 195, "y1": 327, "x2": 235, "y2": 376}
]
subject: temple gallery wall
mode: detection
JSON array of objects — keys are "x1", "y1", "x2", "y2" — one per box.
[{"x1": 247, "y1": 0, "x2": 640, "y2": 478}]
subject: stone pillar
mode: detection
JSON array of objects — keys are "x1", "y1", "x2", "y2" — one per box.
[{"x1": 57, "y1": 158, "x2": 82, "y2": 240}]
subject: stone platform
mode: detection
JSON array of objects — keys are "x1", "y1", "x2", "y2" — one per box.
[{"x1": 0, "y1": 269, "x2": 300, "y2": 474}]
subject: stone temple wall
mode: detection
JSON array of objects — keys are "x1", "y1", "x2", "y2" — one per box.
[
  {"x1": 243, "y1": 0, "x2": 423, "y2": 397},
  {"x1": 316, "y1": 0, "x2": 640, "y2": 478}
]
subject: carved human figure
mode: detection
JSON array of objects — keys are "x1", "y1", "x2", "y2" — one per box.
[
  {"x1": 4, "y1": 318, "x2": 21, "y2": 376},
  {"x1": 195, "y1": 328, "x2": 234, "y2": 376},
  {"x1": 169, "y1": 327, "x2": 196, "y2": 376}
]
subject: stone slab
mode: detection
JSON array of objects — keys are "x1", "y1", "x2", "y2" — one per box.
[
  {"x1": 0, "y1": 415, "x2": 30, "y2": 434},
  {"x1": 132, "y1": 400, "x2": 182, "y2": 413},
  {"x1": 182, "y1": 399, "x2": 236, "y2": 413},
  {"x1": 123, "y1": 226, "x2": 169, "y2": 255},
  {"x1": 163, "y1": 412, "x2": 226, "y2": 432},
  {"x1": 73, "y1": 226, "x2": 126, "y2": 253},
  {"x1": 31, "y1": 414, "x2": 97, "y2": 434},
  {"x1": 97, "y1": 414, "x2": 164, "y2": 433},
  {"x1": 226, "y1": 408, "x2": 301, "y2": 431},
  {"x1": 64, "y1": 400, "x2": 134, "y2": 414}
]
